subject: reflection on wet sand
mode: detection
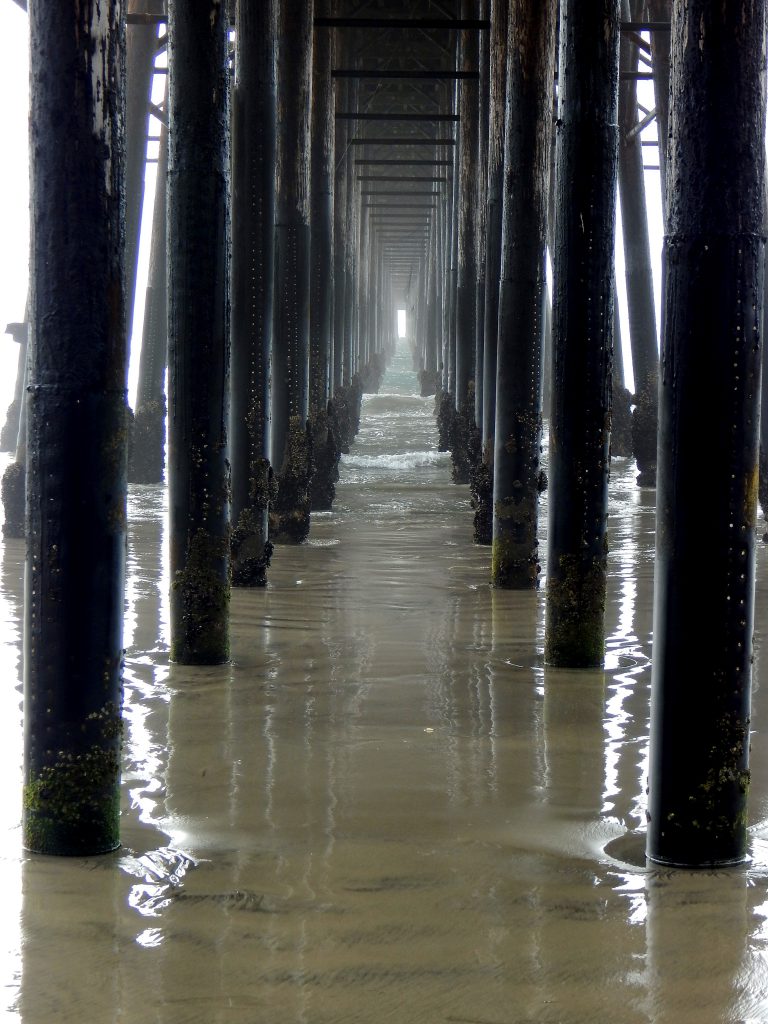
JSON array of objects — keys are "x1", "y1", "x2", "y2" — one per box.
[{"x1": 5, "y1": 345, "x2": 768, "y2": 1021}]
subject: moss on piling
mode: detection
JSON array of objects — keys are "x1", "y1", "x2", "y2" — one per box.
[
  {"x1": 129, "y1": 396, "x2": 167, "y2": 484},
  {"x1": 310, "y1": 409, "x2": 340, "y2": 512},
  {"x1": 171, "y1": 527, "x2": 230, "y2": 664},
  {"x1": 270, "y1": 416, "x2": 313, "y2": 544},
  {"x1": 545, "y1": 553, "x2": 606, "y2": 667},
  {"x1": 23, "y1": 701, "x2": 123, "y2": 856},
  {"x1": 470, "y1": 441, "x2": 493, "y2": 545}
]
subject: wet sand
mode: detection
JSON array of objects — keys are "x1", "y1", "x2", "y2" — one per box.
[{"x1": 2, "y1": 346, "x2": 768, "y2": 1021}]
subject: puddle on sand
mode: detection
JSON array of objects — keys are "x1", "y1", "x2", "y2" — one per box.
[{"x1": 3, "y1": 345, "x2": 768, "y2": 1021}]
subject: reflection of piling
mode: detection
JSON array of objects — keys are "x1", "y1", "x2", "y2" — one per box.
[
  {"x1": 644, "y1": 870, "x2": 748, "y2": 1017},
  {"x1": 491, "y1": 0, "x2": 556, "y2": 588},
  {"x1": 24, "y1": 0, "x2": 126, "y2": 854},
  {"x1": 544, "y1": 1, "x2": 620, "y2": 665},
  {"x1": 271, "y1": 0, "x2": 315, "y2": 543},
  {"x1": 618, "y1": 0, "x2": 658, "y2": 488},
  {"x1": 230, "y1": 0, "x2": 276, "y2": 585},
  {"x1": 647, "y1": 0, "x2": 766, "y2": 867},
  {"x1": 129, "y1": 118, "x2": 168, "y2": 484},
  {"x1": 167, "y1": 0, "x2": 231, "y2": 665}
]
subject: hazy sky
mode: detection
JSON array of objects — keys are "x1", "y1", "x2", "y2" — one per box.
[{"x1": 0, "y1": 4, "x2": 29, "y2": 419}]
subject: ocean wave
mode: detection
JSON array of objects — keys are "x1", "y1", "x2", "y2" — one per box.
[{"x1": 341, "y1": 450, "x2": 449, "y2": 471}]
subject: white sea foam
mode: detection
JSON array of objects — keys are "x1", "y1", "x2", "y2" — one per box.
[{"x1": 341, "y1": 450, "x2": 449, "y2": 472}]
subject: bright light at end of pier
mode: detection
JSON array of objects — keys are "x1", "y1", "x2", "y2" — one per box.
[{"x1": 397, "y1": 309, "x2": 406, "y2": 338}]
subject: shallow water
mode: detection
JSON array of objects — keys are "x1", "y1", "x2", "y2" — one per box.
[{"x1": 2, "y1": 342, "x2": 768, "y2": 1021}]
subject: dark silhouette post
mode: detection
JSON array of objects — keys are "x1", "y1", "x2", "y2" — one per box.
[
  {"x1": 452, "y1": 7, "x2": 479, "y2": 485},
  {"x1": 474, "y1": 0, "x2": 508, "y2": 545},
  {"x1": 333, "y1": 77, "x2": 348, "y2": 396},
  {"x1": 24, "y1": 0, "x2": 126, "y2": 854},
  {"x1": 310, "y1": 1, "x2": 339, "y2": 511},
  {"x1": 474, "y1": 0, "x2": 489, "y2": 430},
  {"x1": 130, "y1": 120, "x2": 167, "y2": 484},
  {"x1": 230, "y1": 0, "x2": 276, "y2": 585},
  {"x1": 490, "y1": 0, "x2": 556, "y2": 587},
  {"x1": 469, "y1": 0, "x2": 491, "y2": 541},
  {"x1": 647, "y1": 0, "x2": 767, "y2": 867},
  {"x1": 271, "y1": 0, "x2": 315, "y2": 542},
  {"x1": 544, "y1": 0, "x2": 620, "y2": 664},
  {"x1": 421, "y1": 216, "x2": 440, "y2": 394},
  {"x1": 167, "y1": 0, "x2": 231, "y2": 664},
  {"x1": 344, "y1": 113, "x2": 358, "y2": 387},
  {"x1": 760, "y1": 186, "x2": 768, "y2": 522},
  {"x1": 356, "y1": 207, "x2": 370, "y2": 380},
  {"x1": 437, "y1": 78, "x2": 461, "y2": 457},
  {"x1": 439, "y1": 193, "x2": 450, "y2": 392},
  {"x1": 619, "y1": 0, "x2": 658, "y2": 487}
]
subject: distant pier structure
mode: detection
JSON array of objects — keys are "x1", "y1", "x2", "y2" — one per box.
[{"x1": 10, "y1": 0, "x2": 768, "y2": 868}]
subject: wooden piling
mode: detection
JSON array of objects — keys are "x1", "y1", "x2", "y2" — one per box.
[
  {"x1": 25, "y1": 0, "x2": 127, "y2": 854},
  {"x1": 647, "y1": 0, "x2": 767, "y2": 867}
]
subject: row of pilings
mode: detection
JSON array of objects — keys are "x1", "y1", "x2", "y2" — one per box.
[
  {"x1": 407, "y1": 0, "x2": 767, "y2": 867},
  {"x1": 12, "y1": 0, "x2": 768, "y2": 869},
  {"x1": 17, "y1": 0, "x2": 395, "y2": 856}
]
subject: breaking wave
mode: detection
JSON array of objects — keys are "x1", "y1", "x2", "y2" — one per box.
[{"x1": 341, "y1": 450, "x2": 449, "y2": 472}]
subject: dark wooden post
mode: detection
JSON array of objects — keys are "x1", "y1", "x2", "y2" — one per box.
[
  {"x1": 474, "y1": 0, "x2": 490, "y2": 430},
  {"x1": 333, "y1": 77, "x2": 348, "y2": 397},
  {"x1": 481, "y1": 0, "x2": 508, "y2": 452},
  {"x1": 474, "y1": 0, "x2": 508, "y2": 545},
  {"x1": 422, "y1": 216, "x2": 440, "y2": 394},
  {"x1": 310, "y1": 1, "x2": 339, "y2": 511},
  {"x1": 271, "y1": 0, "x2": 315, "y2": 543},
  {"x1": 230, "y1": 0, "x2": 276, "y2": 585},
  {"x1": 647, "y1": 0, "x2": 767, "y2": 867},
  {"x1": 437, "y1": 76, "x2": 462, "y2": 459},
  {"x1": 438, "y1": 194, "x2": 450, "y2": 393},
  {"x1": 356, "y1": 207, "x2": 370, "y2": 377},
  {"x1": 24, "y1": 0, "x2": 126, "y2": 854},
  {"x1": 344, "y1": 106, "x2": 357, "y2": 387},
  {"x1": 544, "y1": 0, "x2": 620, "y2": 664},
  {"x1": 167, "y1": 0, "x2": 231, "y2": 664},
  {"x1": 490, "y1": 0, "x2": 557, "y2": 587},
  {"x1": 469, "y1": 0, "x2": 492, "y2": 542},
  {"x1": 760, "y1": 186, "x2": 768, "y2": 521},
  {"x1": 330, "y1": 77, "x2": 356, "y2": 454},
  {"x1": 452, "y1": 6, "x2": 480, "y2": 485},
  {"x1": 130, "y1": 120, "x2": 168, "y2": 485},
  {"x1": 619, "y1": 0, "x2": 659, "y2": 487}
]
